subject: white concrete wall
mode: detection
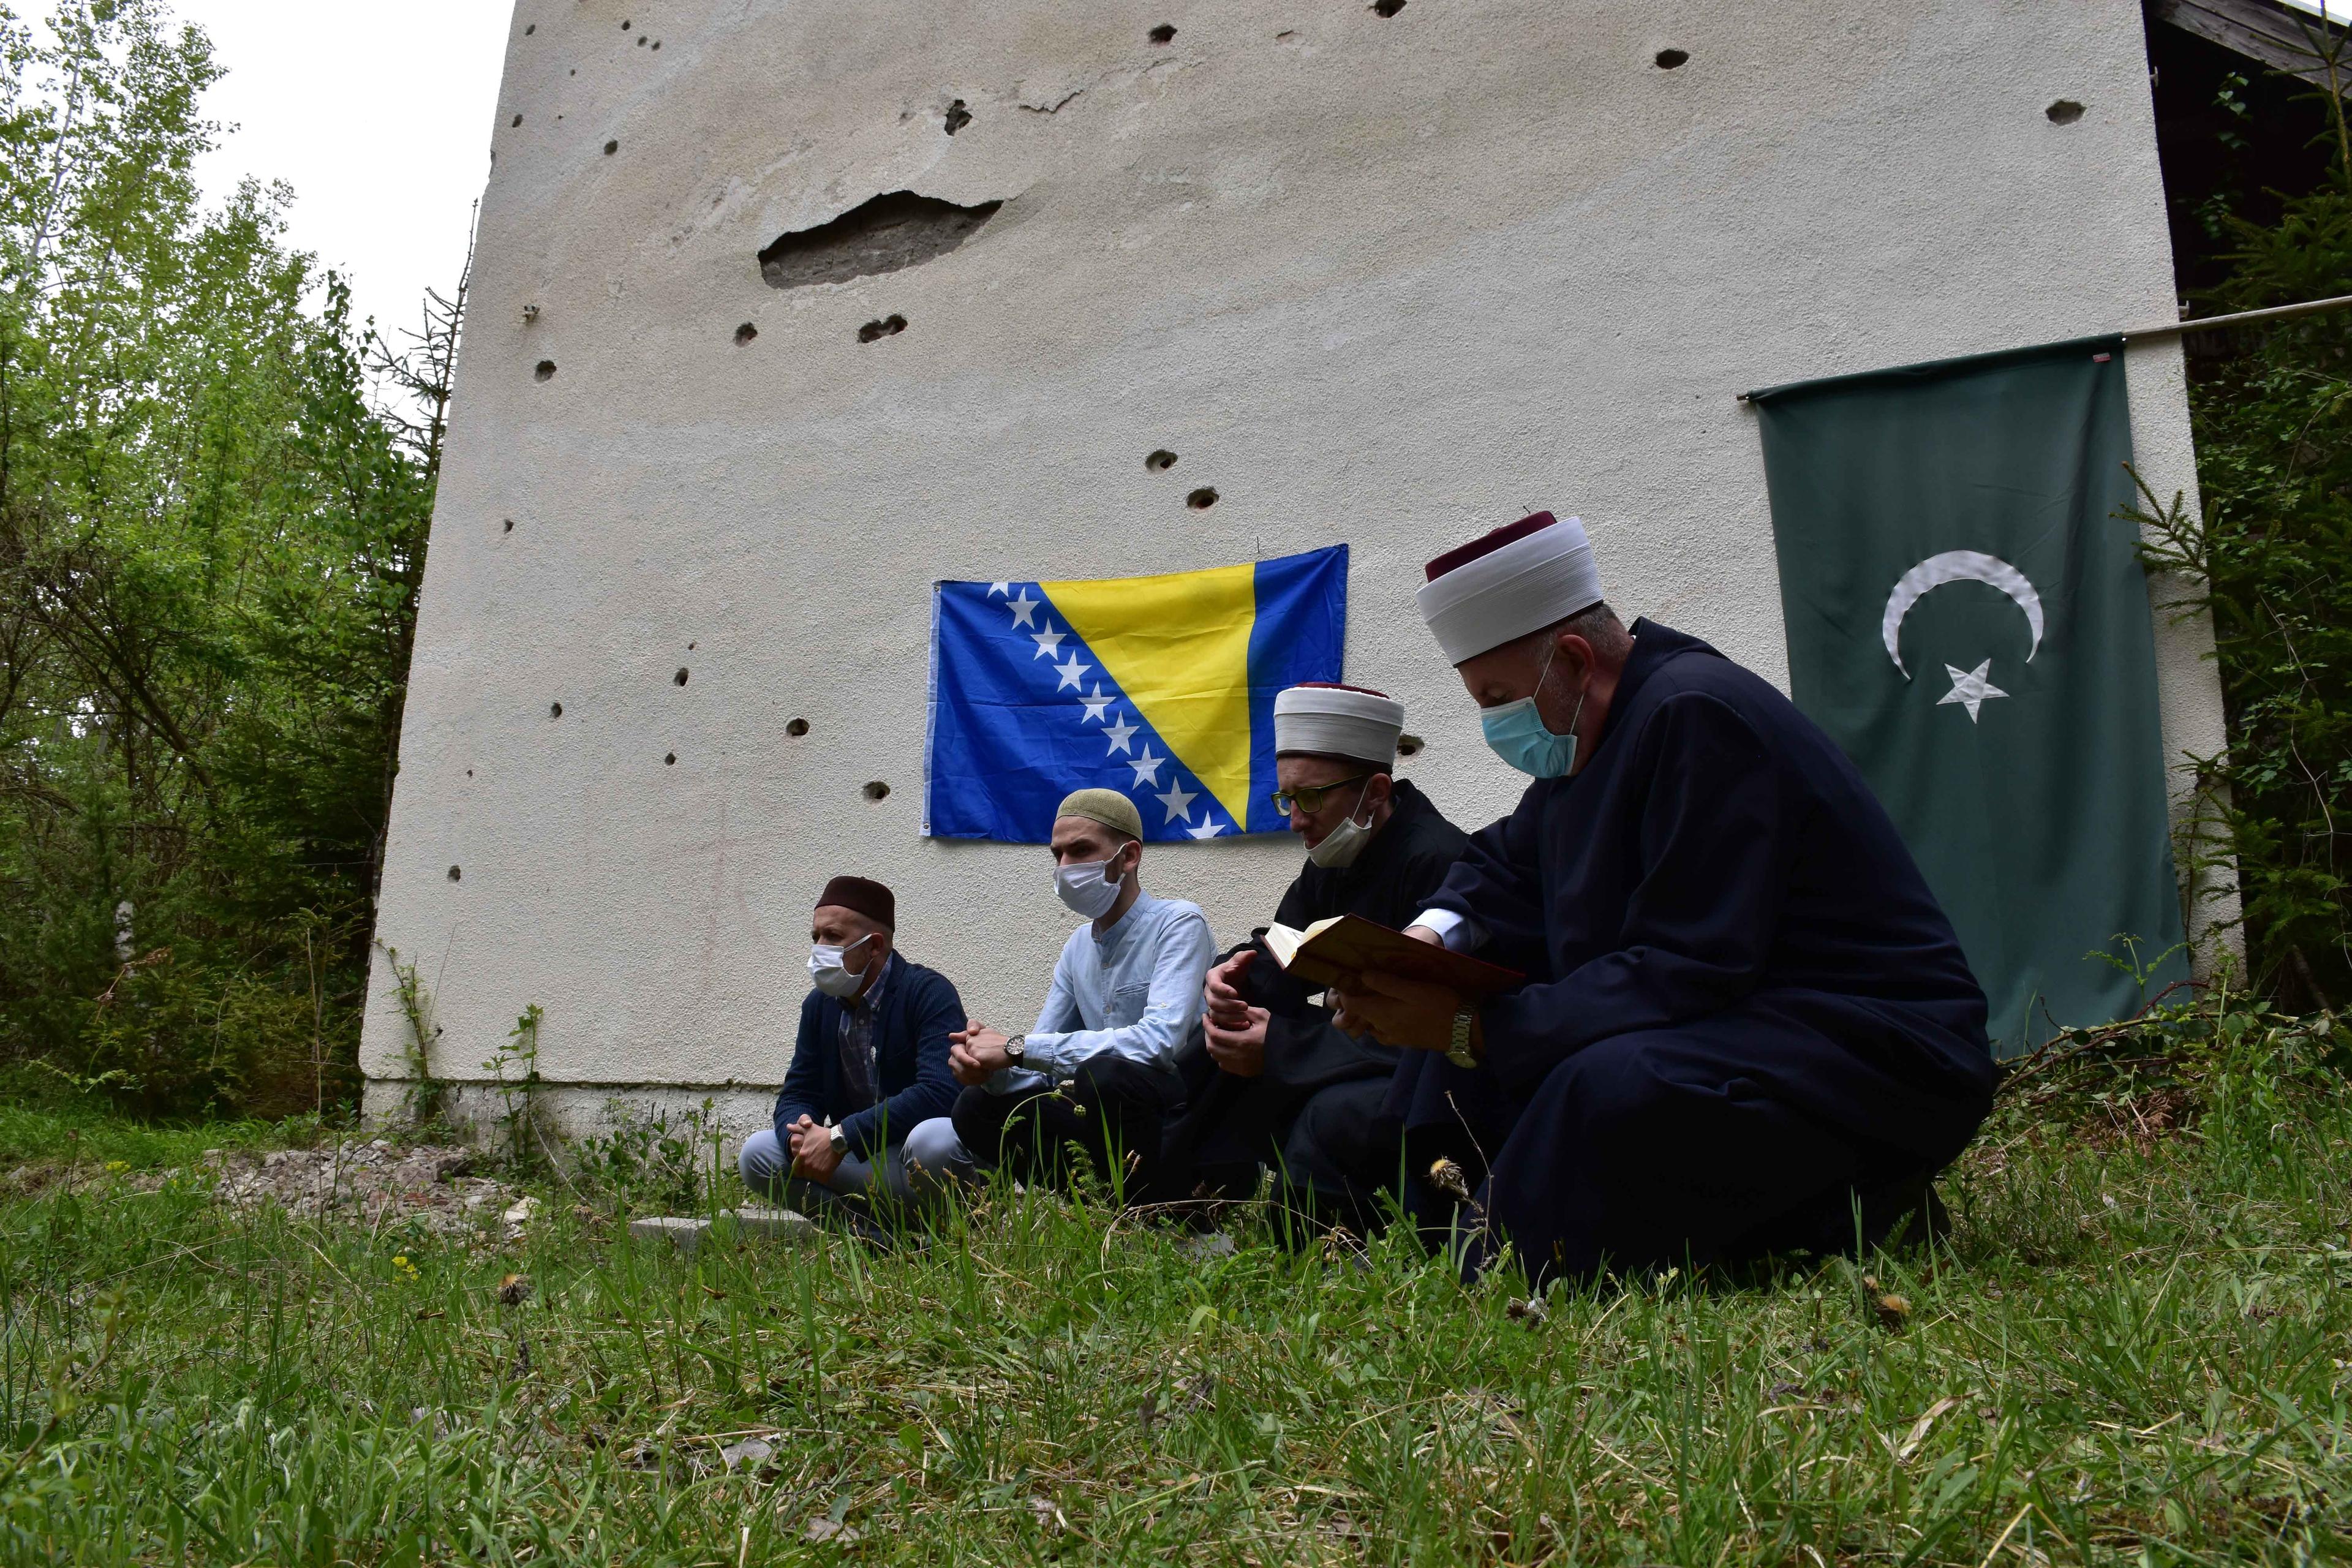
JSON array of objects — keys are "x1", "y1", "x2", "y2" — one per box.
[{"x1": 361, "y1": 0, "x2": 2233, "y2": 1120}]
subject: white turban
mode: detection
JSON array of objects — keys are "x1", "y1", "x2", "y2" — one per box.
[
  {"x1": 1415, "y1": 511, "x2": 1605, "y2": 665},
  {"x1": 1273, "y1": 683, "x2": 1405, "y2": 767}
]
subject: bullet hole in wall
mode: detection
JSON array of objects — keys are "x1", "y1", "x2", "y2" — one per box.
[
  {"x1": 864, "y1": 780, "x2": 891, "y2": 801},
  {"x1": 1654, "y1": 47, "x2": 1688, "y2": 69},
  {"x1": 1148, "y1": 23, "x2": 1176, "y2": 43},
  {"x1": 524, "y1": 23, "x2": 534, "y2": 34},
  {"x1": 786, "y1": 718, "x2": 810, "y2": 737},
  {"x1": 665, "y1": 752, "x2": 677, "y2": 766},
  {"x1": 1146, "y1": 448, "x2": 1178, "y2": 472},
  {"x1": 734, "y1": 322, "x2": 758, "y2": 344},
  {"x1": 511, "y1": 113, "x2": 523, "y2": 127},
  {"x1": 603, "y1": 138, "x2": 619, "y2": 155},
  {"x1": 636, "y1": 34, "x2": 647, "y2": 47},
  {"x1": 652, "y1": 40, "x2": 660, "y2": 50},
  {"x1": 687, "y1": 641, "x2": 696, "y2": 650},
  {"x1": 620, "y1": 18, "x2": 630, "y2": 29},
  {"x1": 2046, "y1": 99, "x2": 2084, "y2": 124},
  {"x1": 759, "y1": 191, "x2": 1004, "y2": 290},
  {"x1": 550, "y1": 701, "x2": 564, "y2": 718},
  {"x1": 535, "y1": 360, "x2": 557, "y2": 380},
  {"x1": 674, "y1": 667, "x2": 690, "y2": 686},
  {"x1": 1371, "y1": 0, "x2": 1405, "y2": 15},
  {"x1": 944, "y1": 99, "x2": 972, "y2": 135},
  {"x1": 1187, "y1": 487, "x2": 1219, "y2": 510},
  {"x1": 522, "y1": 303, "x2": 540, "y2": 322},
  {"x1": 1396, "y1": 733, "x2": 1424, "y2": 758},
  {"x1": 502, "y1": 518, "x2": 514, "y2": 532},
  {"x1": 448, "y1": 865, "x2": 462, "y2": 881},
  {"x1": 858, "y1": 314, "x2": 908, "y2": 342}
]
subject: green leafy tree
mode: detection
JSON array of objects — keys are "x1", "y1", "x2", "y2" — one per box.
[{"x1": 0, "y1": 0, "x2": 450, "y2": 1113}]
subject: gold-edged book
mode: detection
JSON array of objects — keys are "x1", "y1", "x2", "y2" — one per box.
[{"x1": 1258, "y1": 914, "x2": 1525, "y2": 995}]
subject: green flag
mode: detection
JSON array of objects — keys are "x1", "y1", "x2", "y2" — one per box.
[{"x1": 1751, "y1": 336, "x2": 2185, "y2": 1054}]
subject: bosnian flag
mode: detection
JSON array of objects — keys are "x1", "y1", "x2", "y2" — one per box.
[{"x1": 925, "y1": 546, "x2": 1348, "y2": 842}]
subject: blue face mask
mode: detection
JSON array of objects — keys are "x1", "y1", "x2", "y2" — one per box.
[{"x1": 1479, "y1": 646, "x2": 1588, "y2": 778}]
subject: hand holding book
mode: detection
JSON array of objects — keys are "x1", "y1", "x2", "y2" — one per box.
[{"x1": 1258, "y1": 914, "x2": 1522, "y2": 1057}]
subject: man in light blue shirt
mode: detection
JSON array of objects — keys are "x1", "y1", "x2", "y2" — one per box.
[{"x1": 903, "y1": 788, "x2": 1213, "y2": 1203}]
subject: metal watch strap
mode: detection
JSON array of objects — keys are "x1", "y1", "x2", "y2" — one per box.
[
  {"x1": 827, "y1": 1123, "x2": 848, "y2": 1155},
  {"x1": 1445, "y1": 1005, "x2": 1480, "y2": 1069},
  {"x1": 1004, "y1": 1034, "x2": 1027, "y2": 1066}
]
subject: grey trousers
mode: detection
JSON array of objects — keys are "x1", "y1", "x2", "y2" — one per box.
[{"x1": 738, "y1": 1127, "x2": 955, "y2": 1215}]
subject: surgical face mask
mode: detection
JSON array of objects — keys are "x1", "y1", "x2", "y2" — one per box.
[
  {"x1": 1306, "y1": 782, "x2": 1379, "y2": 869},
  {"x1": 1054, "y1": 853, "x2": 1126, "y2": 919},
  {"x1": 808, "y1": 932, "x2": 875, "y2": 998},
  {"x1": 1480, "y1": 644, "x2": 1588, "y2": 778}
]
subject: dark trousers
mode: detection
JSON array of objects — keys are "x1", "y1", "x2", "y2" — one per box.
[
  {"x1": 1156, "y1": 1074, "x2": 1401, "y2": 1238},
  {"x1": 1464, "y1": 1029, "x2": 1941, "y2": 1290},
  {"x1": 950, "y1": 1054, "x2": 1172, "y2": 1203}
]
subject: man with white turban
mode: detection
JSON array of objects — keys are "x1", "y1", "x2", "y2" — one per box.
[
  {"x1": 1331, "y1": 511, "x2": 1996, "y2": 1287},
  {"x1": 1152, "y1": 683, "x2": 1469, "y2": 1237}
]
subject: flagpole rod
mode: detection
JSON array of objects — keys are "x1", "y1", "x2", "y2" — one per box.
[
  {"x1": 1735, "y1": 293, "x2": 2352, "y2": 402},
  {"x1": 2120, "y1": 291, "x2": 2352, "y2": 341}
]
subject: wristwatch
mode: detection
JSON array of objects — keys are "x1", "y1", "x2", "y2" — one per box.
[
  {"x1": 1446, "y1": 1005, "x2": 1480, "y2": 1069},
  {"x1": 826, "y1": 1123, "x2": 848, "y2": 1156},
  {"x1": 1003, "y1": 1034, "x2": 1028, "y2": 1068}
]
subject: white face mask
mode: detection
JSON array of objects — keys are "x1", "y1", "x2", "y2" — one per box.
[
  {"x1": 808, "y1": 932, "x2": 875, "y2": 998},
  {"x1": 1306, "y1": 782, "x2": 1380, "y2": 869},
  {"x1": 1054, "y1": 854, "x2": 1126, "y2": 919}
]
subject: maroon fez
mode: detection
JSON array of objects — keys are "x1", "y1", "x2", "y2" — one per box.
[
  {"x1": 1423, "y1": 509, "x2": 1559, "y2": 581},
  {"x1": 815, "y1": 875, "x2": 895, "y2": 930}
]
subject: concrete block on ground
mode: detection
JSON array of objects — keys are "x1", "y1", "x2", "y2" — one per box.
[
  {"x1": 628, "y1": 1215, "x2": 710, "y2": 1254},
  {"x1": 721, "y1": 1207, "x2": 816, "y2": 1243}
]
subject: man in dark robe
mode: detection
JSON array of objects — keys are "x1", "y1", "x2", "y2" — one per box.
[
  {"x1": 1155, "y1": 684, "x2": 1469, "y2": 1236},
  {"x1": 1334, "y1": 511, "x2": 1997, "y2": 1287}
]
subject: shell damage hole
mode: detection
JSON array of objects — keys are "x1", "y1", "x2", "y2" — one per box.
[
  {"x1": 864, "y1": 780, "x2": 891, "y2": 801},
  {"x1": 665, "y1": 752, "x2": 677, "y2": 766},
  {"x1": 511, "y1": 113, "x2": 523, "y2": 127},
  {"x1": 533, "y1": 360, "x2": 557, "y2": 381},
  {"x1": 1654, "y1": 47, "x2": 1689, "y2": 69},
  {"x1": 502, "y1": 518, "x2": 514, "y2": 532},
  {"x1": 943, "y1": 99, "x2": 972, "y2": 135},
  {"x1": 1186, "y1": 486, "x2": 1219, "y2": 510},
  {"x1": 603, "y1": 138, "x2": 619, "y2": 155},
  {"x1": 447, "y1": 865, "x2": 462, "y2": 881},
  {"x1": 674, "y1": 667, "x2": 690, "y2": 686},
  {"x1": 759, "y1": 191, "x2": 1003, "y2": 290},
  {"x1": 1145, "y1": 448, "x2": 1178, "y2": 472},
  {"x1": 524, "y1": 23, "x2": 534, "y2": 34},
  {"x1": 549, "y1": 701, "x2": 564, "y2": 718},
  {"x1": 1371, "y1": 0, "x2": 1405, "y2": 15},
  {"x1": 786, "y1": 718, "x2": 810, "y2": 737},
  {"x1": 2046, "y1": 99, "x2": 2084, "y2": 124},
  {"x1": 1396, "y1": 733, "x2": 1425, "y2": 758},
  {"x1": 620, "y1": 18, "x2": 630, "y2": 29},
  {"x1": 636, "y1": 34, "x2": 647, "y2": 46},
  {"x1": 734, "y1": 322, "x2": 758, "y2": 345},
  {"x1": 1148, "y1": 23, "x2": 1177, "y2": 43},
  {"x1": 858, "y1": 314, "x2": 908, "y2": 342}
]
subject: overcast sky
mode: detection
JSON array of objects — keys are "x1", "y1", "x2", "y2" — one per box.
[{"x1": 183, "y1": 1, "x2": 509, "y2": 345}]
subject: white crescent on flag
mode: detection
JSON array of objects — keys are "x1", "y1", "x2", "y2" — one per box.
[{"x1": 1882, "y1": 551, "x2": 2045, "y2": 679}]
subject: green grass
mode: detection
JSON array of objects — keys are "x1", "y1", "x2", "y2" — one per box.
[{"x1": 0, "y1": 1046, "x2": 2346, "y2": 1566}]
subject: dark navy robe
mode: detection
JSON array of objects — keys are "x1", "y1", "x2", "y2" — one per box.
[{"x1": 1394, "y1": 619, "x2": 1995, "y2": 1280}]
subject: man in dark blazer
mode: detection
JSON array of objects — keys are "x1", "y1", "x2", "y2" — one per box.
[{"x1": 738, "y1": 875, "x2": 964, "y2": 1222}]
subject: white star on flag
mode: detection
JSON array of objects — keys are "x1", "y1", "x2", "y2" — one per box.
[
  {"x1": 1185, "y1": 820, "x2": 1226, "y2": 840},
  {"x1": 1155, "y1": 779, "x2": 1197, "y2": 824},
  {"x1": 1078, "y1": 684, "x2": 1112, "y2": 724},
  {"x1": 1054, "y1": 652, "x2": 1092, "y2": 692},
  {"x1": 987, "y1": 582, "x2": 1010, "y2": 597},
  {"x1": 1005, "y1": 590, "x2": 1040, "y2": 629},
  {"x1": 1102, "y1": 715, "x2": 1138, "y2": 755},
  {"x1": 1128, "y1": 746, "x2": 1166, "y2": 787},
  {"x1": 1031, "y1": 627, "x2": 1065, "y2": 660},
  {"x1": 1937, "y1": 659, "x2": 2008, "y2": 723}
]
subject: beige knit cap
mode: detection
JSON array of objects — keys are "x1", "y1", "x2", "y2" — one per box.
[{"x1": 1054, "y1": 787, "x2": 1144, "y2": 840}]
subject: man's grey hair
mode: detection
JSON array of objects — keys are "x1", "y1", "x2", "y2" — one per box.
[{"x1": 1521, "y1": 601, "x2": 1633, "y2": 662}]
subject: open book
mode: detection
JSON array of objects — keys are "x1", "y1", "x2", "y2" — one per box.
[{"x1": 1258, "y1": 914, "x2": 1525, "y2": 996}]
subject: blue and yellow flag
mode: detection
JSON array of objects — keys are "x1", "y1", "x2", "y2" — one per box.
[{"x1": 925, "y1": 546, "x2": 1348, "y2": 842}]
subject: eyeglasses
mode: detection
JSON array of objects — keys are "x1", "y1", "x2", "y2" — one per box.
[{"x1": 1270, "y1": 774, "x2": 1371, "y2": 816}]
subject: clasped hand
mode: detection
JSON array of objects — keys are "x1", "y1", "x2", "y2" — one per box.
[
  {"x1": 949, "y1": 1020, "x2": 1013, "y2": 1086},
  {"x1": 1202, "y1": 951, "x2": 1270, "y2": 1077},
  {"x1": 784, "y1": 1113, "x2": 843, "y2": 1184}
]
